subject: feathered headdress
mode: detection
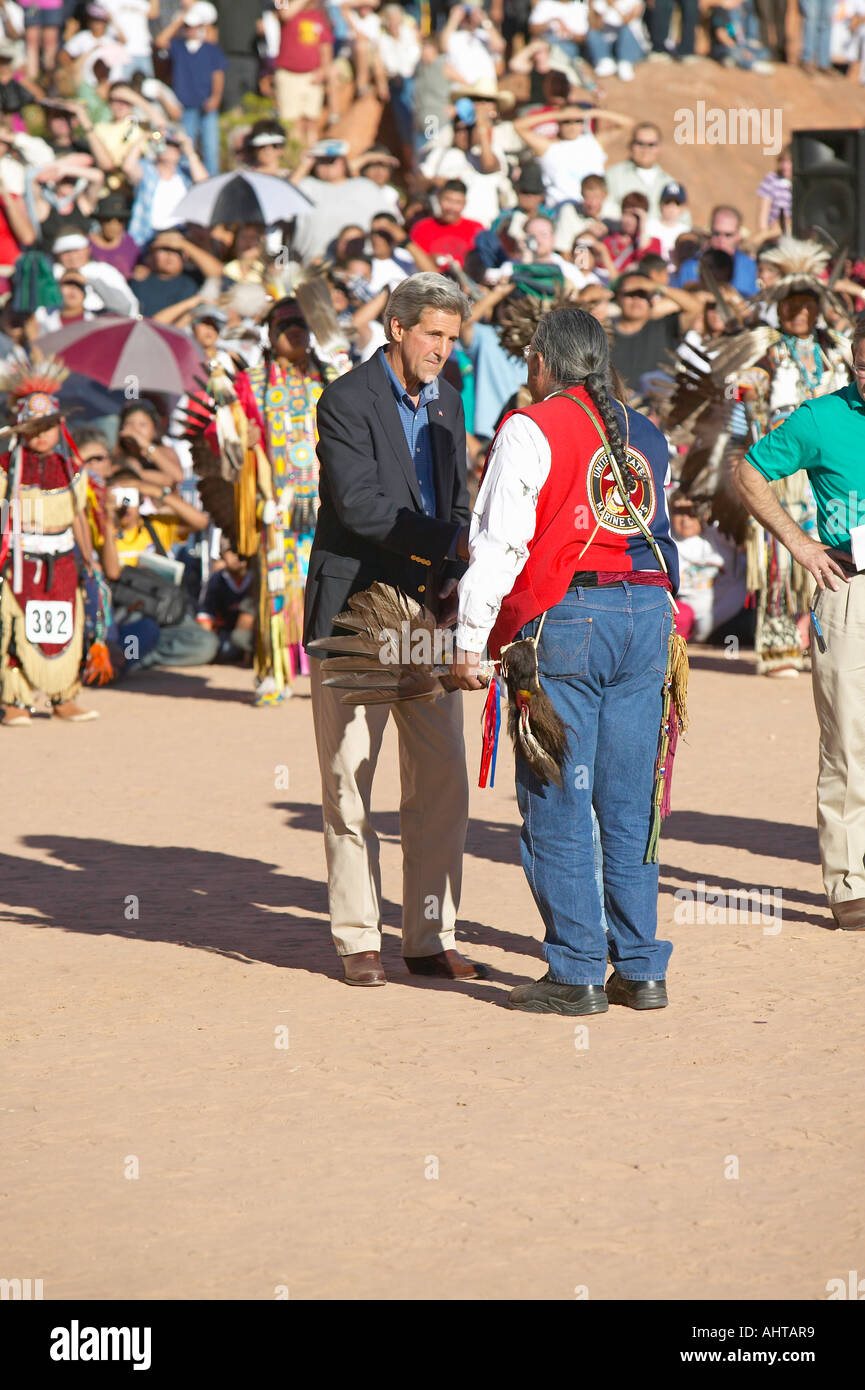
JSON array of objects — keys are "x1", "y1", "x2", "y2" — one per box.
[
  {"x1": 0, "y1": 354, "x2": 69, "y2": 426},
  {"x1": 495, "y1": 283, "x2": 575, "y2": 361},
  {"x1": 759, "y1": 236, "x2": 831, "y2": 303}
]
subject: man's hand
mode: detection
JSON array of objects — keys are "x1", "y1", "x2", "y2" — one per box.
[
  {"x1": 450, "y1": 645, "x2": 486, "y2": 691},
  {"x1": 455, "y1": 524, "x2": 470, "y2": 561},
  {"x1": 789, "y1": 536, "x2": 848, "y2": 592}
]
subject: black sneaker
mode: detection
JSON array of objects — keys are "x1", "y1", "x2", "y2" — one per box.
[
  {"x1": 605, "y1": 972, "x2": 668, "y2": 1010},
  {"x1": 507, "y1": 974, "x2": 609, "y2": 1015}
]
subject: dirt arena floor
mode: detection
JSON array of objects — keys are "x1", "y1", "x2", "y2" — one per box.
[{"x1": 2, "y1": 649, "x2": 861, "y2": 1302}]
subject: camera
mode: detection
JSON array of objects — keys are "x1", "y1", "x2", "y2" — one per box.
[{"x1": 113, "y1": 487, "x2": 139, "y2": 509}]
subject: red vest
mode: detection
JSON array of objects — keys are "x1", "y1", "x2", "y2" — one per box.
[{"x1": 487, "y1": 385, "x2": 662, "y2": 659}]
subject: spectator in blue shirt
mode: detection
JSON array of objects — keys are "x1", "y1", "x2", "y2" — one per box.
[
  {"x1": 671, "y1": 204, "x2": 757, "y2": 296},
  {"x1": 156, "y1": 1, "x2": 227, "y2": 176}
]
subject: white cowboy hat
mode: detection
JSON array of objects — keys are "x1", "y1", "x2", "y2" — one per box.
[{"x1": 450, "y1": 80, "x2": 516, "y2": 112}]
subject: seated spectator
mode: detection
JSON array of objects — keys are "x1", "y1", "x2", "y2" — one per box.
[
  {"x1": 34, "y1": 268, "x2": 93, "y2": 331},
  {"x1": 115, "y1": 399, "x2": 183, "y2": 486},
  {"x1": 125, "y1": 127, "x2": 209, "y2": 248},
  {"x1": 528, "y1": 0, "x2": 589, "y2": 63},
  {"x1": 353, "y1": 145, "x2": 402, "y2": 218},
  {"x1": 155, "y1": 1, "x2": 226, "y2": 176},
  {"x1": 602, "y1": 121, "x2": 686, "y2": 222},
  {"x1": 41, "y1": 100, "x2": 98, "y2": 158},
  {"x1": 708, "y1": 0, "x2": 774, "y2": 71},
  {"x1": 755, "y1": 144, "x2": 792, "y2": 238},
  {"x1": 223, "y1": 223, "x2": 268, "y2": 283},
  {"x1": 0, "y1": 46, "x2": 42, "y2": 112},
  {"x1": 325, "y1": 258, "x2": 389, "y2": 363},
  {"x1": 27, "y1": 155, "x2": 106, "y2": 248},
  {"x1": 89, "y1": 191, "x2": 139, "y2": 278},
  {"x1": 52, "y1": 225, "x2": 139, "y2": 313},
  {"x1": 420, "y1": 100, "x2": 510, "y2": 229},
  {"x1": 186, "y1": 302, "x2": 235, "y2": 368},
  {"x1": 107, "y1": 0, "x2": 159, "y2": 81},
  {"x1": 197, "y1": 538, "x2": 254, "y2": 664},
  {"x1": 89, "y1": 80, "x2": 162, "y2": 172},
  {"x1": 609, "y1": 267, "x2": 702, "y2": 391},
  {"x1": 242, "y1": 117, "x2": 288, "y2": 176},
  {"x1": 555, "y1": 170, "x2": 613, "y2": 252},
  {"x1": 59, "y1": 3, "x2": 129, "y2": 84},
  {"x1": 459, "y1": 275, "x2": 528, "y2": 440},
  {"x1": 507, "y1": 36, "x2": 596, "y2": 104},
  {"x1": 443, "y1": 2, "x2": 505, "y2": 86},
  {"x1": 671, "y1": 204, "x2": 758, "y2": 296},
  {"x1": 593, "y1": 190, "x2": 661, "y2": 276},
  {"x1": 378, "y1": 3, "x2": 421, "y2": 161},
  {"x1": 133, "y1": 228, "x2": 223, "y2": 318},
  {"x1": 0, "y1": 118, "x2": 52, "y2": 196},
  {"x1": 409, "y1": 178, "x2": 484, "y2": 267},
  {"x1": 344, "y1": 0, "x2": 390, "y2": 103},
  {"x1": 501, "y1": 213, "x2": 592, "y2": 289},
  {"x1": 645, "y1": 180, "x2": 690, "y2": 263},
  {"x1": 290, "y1": 139, "x2": 385, "y2": 264},
  {"x1": 584, "y1": 0, "x2": 647, "y2": 81},
  {"x1": 669, "y1": 493, "x2": 747, "y2": 642},
  {"x1": 514, "y1": 104, "x2": 616, "y2": 207},
  {"x1": 412, "y1": 30, "x2": 450, "y2": 152}
]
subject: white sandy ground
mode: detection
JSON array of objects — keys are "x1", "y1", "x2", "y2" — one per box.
[{"x1": 1, "y1": 649, "x2": 862, "y2": 1300}]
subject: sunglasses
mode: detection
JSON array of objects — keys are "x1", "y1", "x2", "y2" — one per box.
[
  {"x1": 273, "y1": 316, "x2": 307, "y2": 329},
  {"x1": 620, "y1": 289, "x2": 653, "y2": 301},
  {"x1": 633, "y1": 140, "x2": 659, "y2": 148},
  {"x1": 83, "y1": 451, "x2": 110, "y2": 463}
]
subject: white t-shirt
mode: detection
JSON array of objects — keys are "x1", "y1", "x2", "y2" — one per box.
[
  {"x1": 378, "y1": 24, "x2": 421, "y2": 79},
  {"x1": 445, "y1": 30, "x2": 498, "y2": 85},
  {"x1": 149, "y1": 173, "x2": 188, "y2": 231},
  {"x1": 539, "y1": 133, "x2": 606, "y2": 206},
  {"x1": 104, "y1": 0, "x2": 154, "y2": 56},
  {"x1": 529, "y1": 1, "x2": 589, "y2": 38},
  {"x1": 645, "y1": 212, "x2": 690, "y2": 262},
  {"x1": 368, "y1": 255, "x2": 409, "y2": 295}
]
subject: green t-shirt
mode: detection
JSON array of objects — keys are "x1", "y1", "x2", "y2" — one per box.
[{"x1": 745, "y1": 381, "x2": 865, "y2": 550}]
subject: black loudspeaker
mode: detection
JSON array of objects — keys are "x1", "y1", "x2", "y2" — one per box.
[{"x1": 792, "y1": 128, "x2": 865, "y2": 255}]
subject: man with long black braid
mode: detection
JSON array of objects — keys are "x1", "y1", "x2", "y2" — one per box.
[{"x1": 450, "y1": 307, "x2": 682, "y2": 1015}]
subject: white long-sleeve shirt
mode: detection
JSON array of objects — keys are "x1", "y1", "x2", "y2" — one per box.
[{"x1": 456, "y1": 412, "x2": 551, "y2": 654}]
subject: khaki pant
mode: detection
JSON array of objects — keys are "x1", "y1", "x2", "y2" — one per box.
[
  {"x1": 309, "y1": 657, "x2": 468, "y2": 957},
  {"x1": 273, "y1": 69, "x2": 324, "y2": 123},
  {"x1": 811, "y1": 580, "x2": 865, "y2": 905}
]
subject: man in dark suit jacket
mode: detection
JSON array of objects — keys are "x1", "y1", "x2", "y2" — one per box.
[{"x1": 304, "y1": 272, "x2": 487, "y2": 988}]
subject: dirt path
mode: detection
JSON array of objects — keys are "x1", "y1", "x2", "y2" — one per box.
[{"x1": 1, "y1": 652, "x2": 860, "y2": 1301}]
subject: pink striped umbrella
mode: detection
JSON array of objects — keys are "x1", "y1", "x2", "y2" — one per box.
[{"x1": 37, "y1": 316, "x2": 206, "y2": 394}]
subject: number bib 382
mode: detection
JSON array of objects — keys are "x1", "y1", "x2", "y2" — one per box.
[{"x1": 24, "y1": 601, "x2": 73, "y2": 646}]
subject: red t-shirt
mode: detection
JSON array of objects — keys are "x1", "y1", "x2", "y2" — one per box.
[
  {"x1": 277, "y1": 8, "x2": 333, "y2": 73},
  {"x1": 410, "y1": 216, "x2": 485, "y2": 267},
  {"x1": 0, "y1": 196, "x2": 22, "y2": 291}
]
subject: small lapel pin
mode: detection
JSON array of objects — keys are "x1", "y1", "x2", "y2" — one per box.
[{"x1": 437, "y1": 409, "x2": 443, "y2": 416}]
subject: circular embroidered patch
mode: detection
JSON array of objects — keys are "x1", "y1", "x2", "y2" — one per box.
[
  {"x1": 288, "y1": 393, "x2": 308, "y2": 414},
  {"x1": 289, "y1": 441, "x2": 313, "y2": 469},
  {"x1": 587, "y1": 444, "x2": 657, "y2": 534}
]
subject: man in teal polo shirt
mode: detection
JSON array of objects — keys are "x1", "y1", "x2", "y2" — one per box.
[{"x1": 734, "y1": 320, "x2": 865, "y2": 930}]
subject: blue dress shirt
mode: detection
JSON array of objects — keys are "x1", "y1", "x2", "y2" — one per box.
[{"x1": 381, "y1": 348, "x2": 439, "y2": 517}]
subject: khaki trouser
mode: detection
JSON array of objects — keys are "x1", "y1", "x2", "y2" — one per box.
[
  {"x1": 309, "y1": 657, "x2": 468, "y2": 957},
  {"x1": 811, "y1": 580, "x2": 865, "y2": 905}
]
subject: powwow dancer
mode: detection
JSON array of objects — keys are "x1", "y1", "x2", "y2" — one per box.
[
  {"x1": 0, "y1": 358, "x2": 99, "y2": 726},
  {"x1": 450, "y1": 307, "x2": 687, "y2": 1015}
]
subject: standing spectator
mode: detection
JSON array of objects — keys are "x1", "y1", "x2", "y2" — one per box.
[
  {"x1": 412, "y1": 29, "x2": 452, "y2": 152},
  {"x1": 672, "y1": 204, "x2": 758, "y2": 296},
  {"x1": 51, "y1": 226, "x2": 140, "y2": 313},
  {"x1": 528, "y1": 0, "x2": 590, "y2": 62},
  {"x1": 602, "y1": 122, "x2": 683, "y2": 220},
  {"x1": 0, "y1": 44, "x2": 41, "y2": 110},
  {"x1": 59, "y1": 3, "x2": 129, "y2": 84},
  {"x1": 754, "y1": 0, "x2": 788, "y2": 60},
  {"x1": 756, "y1": 145, "x2": 792, "y2": 237},
  {"x1": 156, "y1": 1, "x2": 226, "y2": 176},
  {"x1": 585, "y1": 0, "x2": 647, "y2": 79},
  {"x1": 23, "y1": 0, "x2": 63, "y2": 81},
  {"x1": 125, "y1": 128, "x2": 208, "y2": 245},
  {"x1": 421, "y1": 100, "x2": 510, "y2": 228},
  {"x1": 105, "y1": 0, "x2": 161, "y2": 79},
  {"x1": 443, "y1": 2, "x2": 505, "y2": 86},
  {"x1": 27, "y1": 157, "x2": 106, "y2": 248},
  {"x1": 647, "y1": 0, "x2": 699, "y2": 58},
  {"x1": 609, "y1": 267, "x2": 702, "y2": 391},
  {"x1": 378, "y1": 3, "x2": 420, "y2": 162},
  {"x1": 211, "y1": 0, "x2": 262, "y2": 110},
  {"x1": 799, "y1": 0, "x2": 834, "y2": 71},
  {"x1": 409, "y1": 178, "x2": 484, "y2": 267},
  {"x1": 89, "y1": 191, "x2": 139, "y2": 277},
  {"x1": 273, "y1": 0, "x2": 333, "y2": 150}
]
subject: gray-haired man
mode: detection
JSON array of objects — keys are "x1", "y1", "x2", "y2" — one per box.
[{"x1": 304, "y1": 272, "x2": 487, "y2": 987}]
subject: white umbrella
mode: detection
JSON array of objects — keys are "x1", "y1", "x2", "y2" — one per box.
[{"x1": 172, "y1": 171, "x2": 313, "y2": 227}]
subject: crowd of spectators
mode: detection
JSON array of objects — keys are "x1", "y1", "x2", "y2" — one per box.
[{"x1": 0, "y1": 0, "x2": 861, "y2": 685}]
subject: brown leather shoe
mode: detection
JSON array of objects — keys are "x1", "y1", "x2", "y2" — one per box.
[
  {"x1": 404, "y1": 949, "x2": 488, "y2": 980},
  {"x1": 342, "y1": 950, "x2": 387, "y2": 986},
  {"x1": 832, "y1": 898, "x2": 865, "y2": 931}
]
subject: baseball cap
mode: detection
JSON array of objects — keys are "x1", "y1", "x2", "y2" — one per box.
[
  {"x1": 661, "y1": 182, "x2": 687, "y2": 204},
  {"x1": 96, "y1": 193, "x2": 130, "y2": 220}
]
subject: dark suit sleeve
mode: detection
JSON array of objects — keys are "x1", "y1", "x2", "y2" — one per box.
[
  {"x1": 451, "y1": 393, "x2": 470, "y2": 526},
  {"x1": 317, "y1": 386, "x2": 462, "y2": 565}
]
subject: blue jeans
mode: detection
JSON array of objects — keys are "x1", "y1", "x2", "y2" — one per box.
[
  {"x1": 649, "y1": 0, "x2": 699, "y2": 53},
  {"x1": 181, "y1": 107, "x2": 220, "y2": 177},
  {"x1": 515, "y1": 583, "x2": 674, "y2": 984},
  {"x1": 584, "y1": 25, "x2": 645, "y2": 66},
  {"x1": 140, "y1": 614, "x2": 219, "y2": 668},
  {"x1": 799, "y1": 0, "x2": 833, "y2": 67}
]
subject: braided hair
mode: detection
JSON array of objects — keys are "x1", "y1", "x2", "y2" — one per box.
[{"x1": 533, "y1": 306, "x2": 637, "y2": 491}]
